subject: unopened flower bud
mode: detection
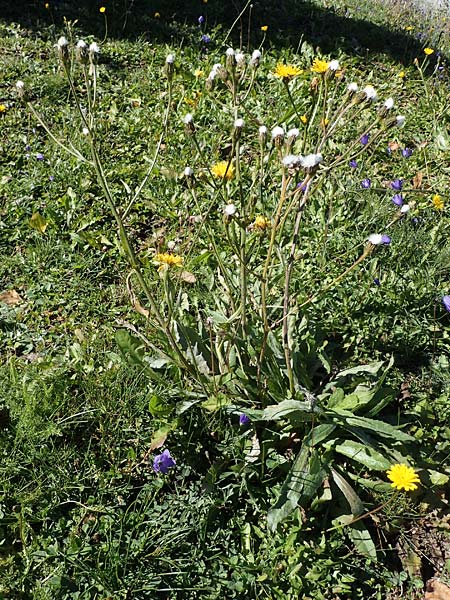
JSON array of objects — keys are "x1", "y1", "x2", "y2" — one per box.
[
  {"x1": 15, "y1": 80, "x2": 25, "y2": 99},
  {"x1": 259, "y1": 125, "x2": 267, "y2": 145},
  {"x1": 89, "y1": 42, "x2": 100, "y2": 64},
  {"x1": 76, "y1": 40, "x2": 89, "y2": 64},
  {"x1": 165, "y1": 53, "x2": 175, "y2": 81},
  {"x1": 235, "y1": 52, "x2": 246, "y2": 68},
  {"x1": 271, "y1": 125, "x2": 284, "y2": 147},
  {"x1": 250, "y1": 49, "x2": 261, "y2": 68},
  {"x1": 226, "y1": 47, "x2": 235, "y2": 70},
  {"x1": 183, "y1": 113, "x2": 195, "y2": 135},
  {"x1": 56, "y1": 36, "x2": 69, "y2": 64}
]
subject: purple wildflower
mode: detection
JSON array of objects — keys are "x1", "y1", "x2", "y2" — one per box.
[
  {"x1": 297, "y1": 181, "x2": 307, "y2": 192},
  {"x1": 361, "y1": 178, "x2": 371, "y2": 189},
  {"x1": 386, "y1": 146, "x2": 392, "y2": 156},
  {"x1": 443, "y1": 296, "x2": 450, "y2": 312},
  {"x1": 381, "y1": 234, "x2": 391, "y2": 245},
  {"x1": 349, "y1": 159, "x2": 358, "y2": 168},
  {"x1": 198, "y1": 15, "x2": 204, "y2": 24},
  {"x1": 390, "y1": 178, "x2": 403, "y2": 191},
  {"x1": 153, "y1": 449, "x2": 176, "y2": 474},
  {"x1": 402, "y1": 148, "x2": 413, "y2": 158},
  {"x1": 36, "y1": 152, "x2": 44, "y2": 161},
  {"x1": 49, "y1": 175, "x2": 55, "y2": 181},
  {"x1": 373, "y1": 278, "x2": 381, "y2": 286},
  {"x1": 360, "y1": 133, "x2": 370, "y2": 146},
  {"x1": 392, "y1": 193, "x2": 404, "y2": 206},
  {"x1": 25, "y1": 144, "x2": 31, "y2": 151},
  {"x1": 201, "y1": 34, "x2": 211, "y2": 43},
  {"x1": 239, "y1": 413, "x2": 250, "y2": 426}
]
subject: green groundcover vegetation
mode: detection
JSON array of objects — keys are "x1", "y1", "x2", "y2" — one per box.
[{"x1": 1, "y1": 0, "x2": 450, "y2": 598}]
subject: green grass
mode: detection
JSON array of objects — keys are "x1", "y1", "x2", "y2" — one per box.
[{"x1": 1, "y1": 1, "x2": 450, "y2": 598}]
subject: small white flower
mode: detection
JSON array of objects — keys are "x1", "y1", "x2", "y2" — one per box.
[
  {"x1": 400, "y1": 203, "x2": 410, "y2": 213},
  {"x1": 82, "y1": 127, "x2": 89, "y2": 135},
  {"x1": 89, "y1": 42, "x2": 100, "y2": 56},
  {"x1": 167, "y1": 240, "x2": 177, "y2": 250},
  {"x1": 396, "y1": 115, "x2": 406, "y2": 127},
  {"x1": 259, "y1": 125, "x2": 267, "y2": 136},
  {"x1": 166, "y1": 53, "x2": 175, "y2": 64},
  {"x1": 282, "y1": 154, "x2": 302, "y2": 168},
  {"x1": 363, "y1": 85, "x2": 377, "y2": 101},
  {"x1": 224, "y1": 203, "x2": 237, "y2": 216},
  {"x1": 368, "y1": 233, "x2": 383, "y2": 245},
  {"x1": 183, "y1": 113, "x2": 193, "y2": 124},
  {"x1": 226, "y1": 48, "x2": 235, "y2": 57},
  {"x1": 184, "y1": 166, "x2": 194, "y2": 177},
  {"x1": 77, "y1": 40, "x2": 87, "y2": 49},
  {"x1": 16, "y1": 80, "x2": 25, "y2": 89},
  {"x1": 234, "y1": 118, "x2": 244, "y2": 129},
  {"x1": 384, "y1": 97, "x2": 394, "y2": 110},
  {"x1": 287, "y1": 128, "x2": 300, "y2": 139},
  {"x1": 271, "y1": 125, "x2": 284, "y2": 139},
  {"x1": 347, "y1": 82, "x2": 358, "y2": 92},
  {"x1": 235, "y1": 52, "x2": 246, "y2": 66},
  {"x1": 328, "y1": 59, "x2": 340, "y2": 71},
  {"x1": 300, "y1": 153, "x2": 323, "y2": 169},
  {"x1": 57, "y1": 36, "x2": 69, "y2": 49}
]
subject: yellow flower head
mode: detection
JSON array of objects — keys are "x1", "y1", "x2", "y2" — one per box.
[
  {"x1": 398, "y1": 70, "x2": 406, "y2": 78},
  {"x1": 260, "y1": 25, "x2": 268, "y2": 32},
  {"x1": 405, "y1": 25, "x2": 414, "y2": 31},
  {"x1": 274, "y1": 63, "x2": 303, "y2": 81},
  {"x1": 424, "y1": 47, "x2": 434, "y2": 55},
  {"x1": 194, "y1": 69, "x2": 204, "y2": 78},
  {"x1": 321, "y1": 118, "x2": 329, "y2": 127},
  {"x1": 99, "y1": 6, "x2": 106, "y2": 13},
  {"x1": 253, "y1": 215, "x2": 271, "y2": 231},
  {"x1": 300, "y1": 114, "x2": 308, "y2": 124},
  {"x1": 311, "y1": 58, "x2": 329, "y2": 74},
  {"x1": 45, "y1": 2, "x2": 50, "y2": 8},
  {"x1": 154, "y1": 12, "x2": 160, "y2": 18},
  {"x1": 432, "y1": 193, "x2": 444, "y2": 211},
  {"x1": 211, "y1": 161, "x2": 235, "y2": 180},
  {"x1": 154, "y1": 253, "x2": 183, "y2": 272},
  {"x1": 386, "y1": 464, "x2": 420, "y2": 492},
  {"x1": 0, "y1": 104, "x2": 7, "y2": 113}
]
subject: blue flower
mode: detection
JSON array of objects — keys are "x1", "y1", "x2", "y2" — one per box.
[
  {"x1": 360, "y1": 133, "x2": 370, "y2": 146},
  {"x1": 373, "y1": 277, "x2": 381, "y2": 286},
  {"x1": 198, "y1": 15, "x2": 204, "y2": 24},
  {"x1": 239, "y1": 413, "x2": 250, "y2": 426},
  {"x1": 361, "y1": 178, "x2": 371, "y2": 189},
  {"x1": 349, "y1": 159, "x2": 358, "y2": 168},
  {"x1": 390, "y1": 178, "x2": 403, "y2": 191},
  {"x1": 392, "y1": 193, "x2": 403, "y2": 206},
  {"x1": 402, "y1": 147, "x2": 413, "y2": 158},
  {"x1": 201, "y1": 34, "x2": 211, "y2": 43},
  {"x1": 297, "y1": 181, "x2": 307, "y2": 192},
  {"x1": 153, "y1": 449, "x2": 176, "y2": 474},
  {"x1": 443, "y1": 296, "x2": 450, "y2": 312},
  {"x1": 381, "y1": 234, "x2": 391, "y2": 245},
  {"x1": 36, "y1": 152, "x2": 44, "y2": 161}
]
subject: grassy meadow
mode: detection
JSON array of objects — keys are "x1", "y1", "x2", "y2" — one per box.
[{"x1": 1, "y1": 0, "x2": 450, "y2": 598}]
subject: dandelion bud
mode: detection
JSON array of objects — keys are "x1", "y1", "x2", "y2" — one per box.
[
  {"x1": 183, "y1": 113, "x2": 195, "y2": 135},
  {"x1": 234, "y1": 118, "x2": 244, "y2": 141},
  {"x1": 235, "y1": 52, "x2": 246, "y2": 68},
  {"x1": 76, "y1": 40, "x2": 89, "y2": 64},
  {"x1": 347, "y1": 82, "x2": 358, "y2": 99},
  {"x1": 205, "y1": 74, "x2": 215, "y2": 91},
  {"x1": 89, "y1": 42, "x2": 100, "y2": 64},
  {"x1": 282, "y1": 154, "x2": 302, "y2": 169},
  {"x1": 286, "y1": 128, "x2": 299, "y2": 150},
  {"x1": 258, "y1": 125, "x2": 267, "y2": 145},
  {"x1": 165, "y1": 53, "x2": 175, "y2": 81},
  {"x1": 15, "y1": 80, "x2": 25, "y2": 99},
  {"x1": 271, "y1": 125, "x2": 284, "y2": 147},
  {"x1": 310, "y1": 76, "x2": 320, "y2": 94},
  {"x1": 226, "y1": 47, "x2": 235, "y2": 70},
  {"x1": 56, "y1": 36, "x2": 69, "y2": 64},
  {"x1": 250, "y1": 49, "x2": 261, "y2": 68},
  {"x1": 378, "y1": 97, "x2": 394, "y2": 117}
]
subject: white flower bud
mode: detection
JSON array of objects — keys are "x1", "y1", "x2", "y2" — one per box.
[
  {"x1": 250, "y1": 49, "x2": 261, "y2": 67},
  {"x1": 224, "y1": 203, "x2": 237, "y2": 216},
  {"x1": 396, "y1": 115, "x2": 406, "y2": 127},
  {"x1": 184, "y1": 166, "x2": 194, "y2": 177}
]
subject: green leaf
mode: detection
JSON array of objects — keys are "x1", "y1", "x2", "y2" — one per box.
[
  {"x1": 115, "y1": 329, "x2": 146, "y2": 367},
  {"x1": 268, "y1": 445, "x2": 328, "y2": 531},
  {"x1": 429, "y1": 470, "x2": 449, "y2": 486},
  {"x1": 344, "y1": 415, "x2": 414, "y2": 442},
  {"x1": 347, "y1": 521, "x2": 377, "y2": 558},
  {"x1": 262, "y1": 399, "x2": 321, "y2": 421},
  {"x1": 330, "y1": 440, "x2": 391, "y2": 471},
  {"x1": 148, "y1": 395, "x2": 173, "y2": 418},
  {"x1": 331, "y1": 469, "x2": 364, "y2": 516}
]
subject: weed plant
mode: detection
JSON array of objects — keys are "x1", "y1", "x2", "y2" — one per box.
[{"x1": 1, "y1": 2, "x2": 450, "y2": 598}]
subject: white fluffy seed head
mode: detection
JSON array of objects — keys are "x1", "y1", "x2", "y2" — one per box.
[
  {"x1": 396, "y1": 115, "x2": 406, "y2": 127},
  {"x1": 300, "y1": 153, "x2": 323, "y2": 169},
  {"x1": 347, "y1": 82, "x2": 358, "y2": 92},
  {"x1": 166, "y1": 53, "x2": 175, "y2": 64},
  {"x1": 363, "y1": 85, "x2": 377, "y2": 101},
  {"x1": 234, "y1": 118, "x2": 244, "y2": 129},
  {"x1": 384, "y1": 97, "x2": 394, "y2": 110},
  {"x1": 183, "y1": 113, "x2": 193, "y2": 124},
  {"x1": 184, "y1": 166, "x2": 194, "y2": 177},
  {"x1": 224, "y1": 203, "x2": 237, "y2": 216},
  {"x1": 57, "y1": 36, "x2": 69, "y2": 48},
  {"x1": 287, "y1": 128, "x2": 300, "y2": 139},
  {"x1": 328, "y1": 59, "x2": 340, "y2": 71},
  {"x1": 271, "y1": 126, "x2": 284, "y2": 139},
  {"x1": 368, "y1": 234, "x2": 383, "y2": 245}
]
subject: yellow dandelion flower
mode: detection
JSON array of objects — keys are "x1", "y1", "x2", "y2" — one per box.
[
  {"x1": 274, "y1": 63, "x2": 303, "y2": 81},
  {"x1": 194, "y1": 69, "x2": 204, "y2": 78},
  {"x1": 398, "y1": 70, "x2": 406, "y2": 78},
  {"x1": 432, "y1": 194, "x2": 444, "y2": 210},
  {"x1": 154, "y1": 253, "x2": 183, "y2": 272},
  {"x1": 260, "y1": 25, "x2": 268, "y2": 32},
  {"x1": 321, "y1": 118, "x2": 329, "y2": 127},
  {"x1": 311, "y1": 58, "x2": 329, "y2": 74},
  {"x1": 386, "y1": 464, "x2": 420, "y2": 492},
  {"x1": 154, "y1": 12, "x2": 160, "y2": 18},
  {"x1": 253, "y1": 215, "x2": 271, "y2": 231},
  {"x1": 99, "y1": 6, "x2": 106, "y2": 13},
  {"x1": 45, "y1": 2, "x2": 50, "y2": 8},
  {"x1": 0, "y1": 104, "x2": 7, "y2": 113},
  {"x1": 300, "y1": 114, "x2": 308, "y2": 124},
  {"x1": 211, "y1": 161, "x2": 235, "y2": 180},
  {"x1": 405, "y1": 25, "x2": 414, "y2": 31},
  {"x1": 424, "y1": 47, "x2": 434, "y2": 55}
]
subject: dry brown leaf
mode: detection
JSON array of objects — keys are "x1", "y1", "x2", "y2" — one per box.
[
  {"x1": 0, "y1": 289, "x2": 23, "y2": 305},
  {"x1": 180, "y1": 270, "x2": 196, "y2": 284},
  {"x1": 425, "y1": 579, "x2": 450, "y2": 600},
  {"x1": 388, "y1": 141, "x2": 400, "y2": 152},
  {"x1": 413, "y1": 172, "x2": 424, "y2": 189},
  {"x1": 134, "y1": 300, "x2": 150, "y2": 318}
]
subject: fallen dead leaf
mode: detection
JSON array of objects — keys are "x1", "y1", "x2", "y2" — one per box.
[
  {"x1": 0, "y1": 289, "x2": 23, "y2": 305},
  {"x1": 425, "y1": 579, "x2": 450, "y2": 600},
  {"x1": 413, "y1": 172, "x2": 424, "y2": 189}
]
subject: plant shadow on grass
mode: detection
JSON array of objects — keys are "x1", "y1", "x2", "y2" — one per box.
[{"x1": 1, "y1": 0, "x2": 440, "y2": 66}]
